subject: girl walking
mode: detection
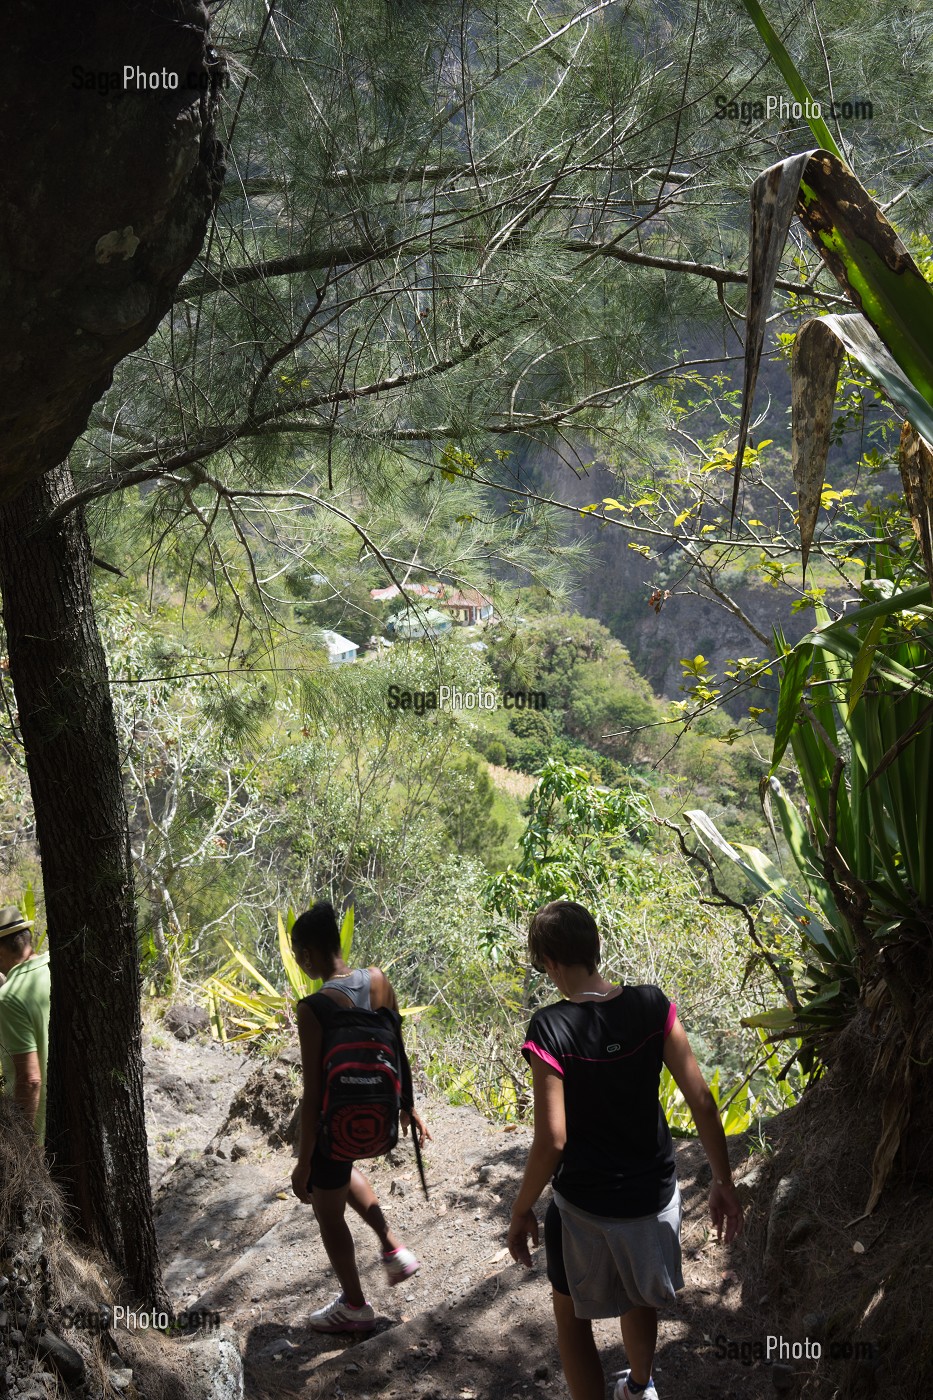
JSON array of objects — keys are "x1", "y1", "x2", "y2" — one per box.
[
  {"x1": 290, "y1": 901, "x2": 430, "y2": 1332},
  {"x1": 508, "y1": 900, "x2": 743, "y2": 1400}
]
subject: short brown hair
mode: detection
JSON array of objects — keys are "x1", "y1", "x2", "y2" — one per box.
[
  {"x1": 0, "y1": 930, "x2": 31, "y2": 959},
  {"x1": 528, "y1": 900, "x2": 600, "y2": 974}
]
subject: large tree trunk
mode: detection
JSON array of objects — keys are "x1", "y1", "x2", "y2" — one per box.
[
  {"x1": 0, "y1": 463, "x2": 166, "y2": 1307},
  {"x1": 0, "y1": 0, "x2": 226, "y2": 1306},
  {"x1": 0, "y1": 1, "x2": 226, "y2": 500}
]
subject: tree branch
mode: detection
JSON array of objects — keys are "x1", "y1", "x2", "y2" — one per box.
[{"x1": 176, "y1": 235, "x2": 841, "y2": 305}]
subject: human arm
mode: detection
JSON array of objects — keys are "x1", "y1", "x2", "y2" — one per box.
[
  {"x1": 662, "y1": 1014, "x2": 744, "y2": 1243},
  {"x1": 12, "y1": 1050, "x2": 41, "y2": 1126},
  {"x1": 372, "y1": 969, "x2": 432, "y2": 1147},
  {"x1": 508, "y1": 1054, "x2": 566, "y2": 1267},
  {"x1": 291, "y1": 1000, "x2": 322, "y2": 1203},
  {"x1": 400, "y1": 1106, "x2": 432, "y2": 1146}
]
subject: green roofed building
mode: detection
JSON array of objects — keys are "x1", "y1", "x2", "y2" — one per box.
[{"x1": 386, "y1": 606, "x2": 452, "y2": 640}]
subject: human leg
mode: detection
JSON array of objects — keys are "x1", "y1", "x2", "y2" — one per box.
[
  {"x1": 552, "y1": 1289, "x2": 605, "y2": 1400},
  {"x1": 618, "y1": 1306, "x2": 658, "y2": 1388},
  {"x1": 310, "y1": 1182, "x2": 367, "y2": 1307},
  {"x1": 347, "y1": 1166, "x2": 421, "y2": 1283},
  {"x1": 347, "y1": 1166, "x2": 400, "y2": 1252},
  {"x1": 543, "y1": 1200, "x2": 605, "y2": 1400}
]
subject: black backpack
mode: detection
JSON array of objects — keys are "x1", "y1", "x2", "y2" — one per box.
[{"x1": 303, "y1": 991, "x2": 427, "y2": 1193}]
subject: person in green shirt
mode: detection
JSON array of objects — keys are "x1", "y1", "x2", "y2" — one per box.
[{"x1": 0, "y1": 905, "x2": 51, "y2": 1145}]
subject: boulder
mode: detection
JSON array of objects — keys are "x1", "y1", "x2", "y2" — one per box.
[
  {"x1": 36, "y1": 1329, "x2": 86, "y2": 1386},
  {"x1": 163, "y1": 1005, "x2": 211, "y2": 1042}
]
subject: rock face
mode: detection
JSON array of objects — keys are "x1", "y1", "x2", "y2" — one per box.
[
  {"x1": 36, "y1": 1328, "x2": 87, "y2": 1385},
  {"x1": 534, "y1": 445, "x2": 855, "y2": 714},
  {"x1": 217, "y1": 1056, "x2": 302, "y2": 1149},
  {"x1": 184, "y1": 1331, "x2": 244, "y2": 1400},
  {"x1": 118, "y1": 1326, "x2": 245, "y2": 1400}
]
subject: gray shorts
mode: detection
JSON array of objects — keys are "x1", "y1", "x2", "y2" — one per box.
[{"x1": 548, "y1": 1184, "x2": 684, "y2": 1320}]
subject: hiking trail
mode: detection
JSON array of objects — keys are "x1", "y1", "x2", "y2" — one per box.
[{"x1": 142, "y1": 1010, "x2": 772, "y2": 1400}]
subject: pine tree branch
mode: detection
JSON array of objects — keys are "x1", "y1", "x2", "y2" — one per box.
[{"x1": 176, "y1": 236, "x2": 841, "y2": 304}]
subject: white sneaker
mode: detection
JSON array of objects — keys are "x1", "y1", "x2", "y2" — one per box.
[
  {"x1": 615, "y1": 1370, "x2": 659, "y2": 1400},
  {"x1": 307, "y1": 1293, "x2": 376, "y2": 1333},
  {"x1": 382, "y1": 1245, "x2": 421, "y2": 1286}
]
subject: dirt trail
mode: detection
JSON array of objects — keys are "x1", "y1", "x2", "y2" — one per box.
[{"x1": 143, "y1": 1018, "x2": 772, "y2": 1400}]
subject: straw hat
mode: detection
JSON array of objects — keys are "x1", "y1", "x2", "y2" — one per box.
[{"x1": 0, "y1": 906, "x2": 33, "y2": 939}]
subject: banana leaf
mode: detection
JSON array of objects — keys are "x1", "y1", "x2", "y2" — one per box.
[
  {"x1": 278, "y1": 911, "x2": 319, "y2": 999},
  {"x1": 737, "y1": 0, "x2": 843, "y2": 158},
  {"x1": 340, "y1": 904, "x2": 355, "y2": 962}
]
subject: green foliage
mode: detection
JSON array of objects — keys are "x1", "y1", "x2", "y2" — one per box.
[
  {"x1": 690, "y1": 549, "x2": 933, "y2": 1058},
  {"x1": 481, "y1": 613, "x2": 665, "y2": 772},
  {"x1": 435, "y1": 755, "x2": 510, "y2": 862},
  {"x1": 485, "y1": 759, "x2": 651, "y2": 937},
  {"x1": 204, "y1": 905, "x2": 354, "y2": 1042}
]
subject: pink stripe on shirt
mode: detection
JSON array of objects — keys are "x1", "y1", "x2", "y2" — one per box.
[
  {"x1": 664, "y1": 1002, "x2": 677, "y2": 1037},
  {"x1": 522, "y1": 1040, "x2": 564, "y2": 1076}
]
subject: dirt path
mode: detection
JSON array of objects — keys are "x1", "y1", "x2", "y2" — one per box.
[{"x1": 143, "y1": 1017, "x2": 772, "y2": 1400}]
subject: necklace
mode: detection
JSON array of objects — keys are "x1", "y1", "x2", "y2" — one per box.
[{"x1": 573, "y1": 987, "x2": 615, "y2": 999}]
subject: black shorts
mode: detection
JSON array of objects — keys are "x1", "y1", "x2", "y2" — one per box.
[
  {"x1": 544, "y1": 1199, "x2": 571, "y2": 1295},
  {"x1": 308, "y1": 1144, "x2": 353, "y2": 1192}
]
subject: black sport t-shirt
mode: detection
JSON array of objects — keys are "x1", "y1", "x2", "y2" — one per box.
[{"x1": 522, "y1": 986, "x2": 677, "y2": 1218}]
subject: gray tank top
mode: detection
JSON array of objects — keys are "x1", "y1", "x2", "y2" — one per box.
[{"x1": 319, "y1": 967, "x2": 372, "y2": 1010}]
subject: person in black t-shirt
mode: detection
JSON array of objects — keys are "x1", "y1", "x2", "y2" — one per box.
[{"x1": 507, "y1": 900, "x2": 743, "y2": 1400}]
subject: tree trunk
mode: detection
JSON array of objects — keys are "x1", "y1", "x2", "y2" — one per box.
[
  {"x1": 1, "y1": 1, "x2": 226, "y2": 500},
  {"x1": 0, "y1": 462, "x2": 166, "y2": 1308}
]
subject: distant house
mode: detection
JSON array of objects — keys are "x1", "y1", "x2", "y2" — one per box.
[
  {"x1": 437, "y1": 587, "x2": 494, "y2": 626},
  {"x1": 386, "y1": 606, "x2": 452, "y2": 640},
  {"x1": 370, "y1": 581, "x2": 442, "y2": 602},
  {"x1": 320, "y1": 630, "x2": 359, "y2": 664}
]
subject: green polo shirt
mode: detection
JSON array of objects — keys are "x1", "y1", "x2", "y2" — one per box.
[{"x1": 0, "y1": 952, "x2": 51, "y2": 1144}]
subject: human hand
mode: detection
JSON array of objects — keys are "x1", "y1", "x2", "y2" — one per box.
[
  {"x1": 291, "y1": 1161, "x2": 312, "y2": 1203},
  {"x1": 709, "y1": 1180, "x2": 744, "y2": 1244},
  {"x1": 400, "y1": 1109, "x2": 432, "y2": 1147},
  {"x1": 507, "y1": 1207, "x2": 539, "y2": 1268}
]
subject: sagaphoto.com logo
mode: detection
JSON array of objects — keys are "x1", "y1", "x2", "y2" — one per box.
[
  {"x1": 71, "y1": 55, "x2": 230, "y2": 99},
  {"x1": 713, "y1": 93, "x2": 873, "y2": 126},
  {"x1": 386, "y1": 685, "x2": 547, "y2": 715}
]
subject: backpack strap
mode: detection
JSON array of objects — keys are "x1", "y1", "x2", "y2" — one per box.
[{"x1": 298, "y1": 989, "x2": 346, "y2": 1024}]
